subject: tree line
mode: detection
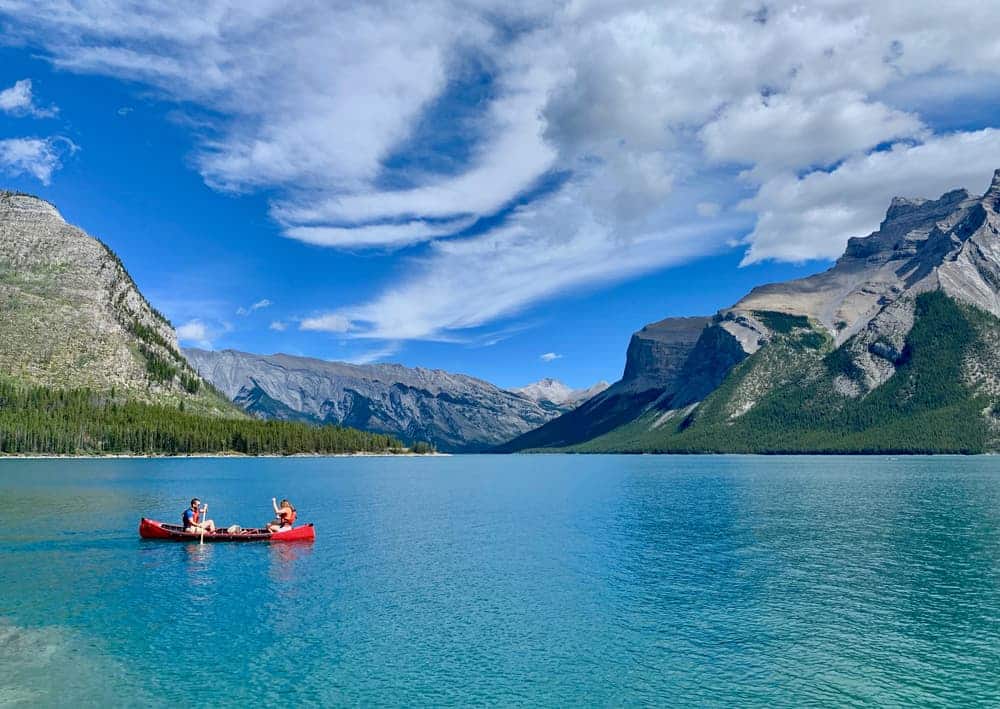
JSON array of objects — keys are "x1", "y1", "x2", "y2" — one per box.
[{"x1": 0, "y1": 379, "x2": 405, "y2": 455}]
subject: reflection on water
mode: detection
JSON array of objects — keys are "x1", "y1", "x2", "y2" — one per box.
[
  {"x1": 269, "y1": 540, "x2": 313, "y2": 585},
  {"x1": 1, "y1": 455, "x2": 999, "y2": 705},
  {"x1": 183, "y1": 542, "x2": 216, "y2": 588}
]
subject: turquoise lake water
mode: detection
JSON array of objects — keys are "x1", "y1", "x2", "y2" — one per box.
[{"x1": 2, "y1": 455, "x2": 1000, "y2": 706}]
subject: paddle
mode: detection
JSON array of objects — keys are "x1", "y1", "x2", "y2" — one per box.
[{"x1": 200, "y1": 502, "x2": 208, "y2": 545}]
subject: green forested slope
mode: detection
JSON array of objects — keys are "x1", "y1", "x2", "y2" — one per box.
[
  {"x1": 0, "y1": 379, "x2": 402, "y2": 455},
  {"x1": 570, "y1": 293, "x2": 999, "y2": 454}
]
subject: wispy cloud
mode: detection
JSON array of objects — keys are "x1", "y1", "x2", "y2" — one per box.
[
  {"x1": 0, "y1": 137, "x2": 77, "y2": 184},
  {"x1": 268, "y1": 321, "x2": 287, "y2": 332},
  {"x1": 236, "y1": 298, "x2": 272, "y2": 316},
  {"x1": 344, "y1": 342, "x2": 401, "y2": 365},
  {"x1": 540, "y1": 352, "x2": 562, "y2": 362},
  {"x1": 0, "y1": 79, "x2": 57, "y2": 117}
]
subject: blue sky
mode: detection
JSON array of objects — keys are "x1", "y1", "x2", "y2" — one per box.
[{"x1": 1, "y1": 2, "x2": 999, "y2": 390}]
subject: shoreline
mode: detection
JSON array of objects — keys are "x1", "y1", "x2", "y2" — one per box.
[{"x1": 0, "y1": 451, "x2": 450, "y2": 460}]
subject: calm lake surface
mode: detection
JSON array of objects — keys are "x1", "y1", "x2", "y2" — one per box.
[{"x1": 2, "y1": 455, "x2": 1000, "y2": 706}]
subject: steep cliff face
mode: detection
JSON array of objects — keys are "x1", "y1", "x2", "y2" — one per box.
[
  {"x1": 184, "y1": 348, "x2": 563, "y2": 452},
  {"x1": 0, "y1": 191, "x2": 230, "y2": 415},
  {"x1": 504, "y1": 170, "x2": 1000, "y2": 453},
  {"x1": 495, "y1": 316, "x2": 710, "y2": 451}
]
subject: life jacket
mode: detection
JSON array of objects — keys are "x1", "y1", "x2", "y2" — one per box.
[
  {"x1": 279, "y1": 506, "x2": 297, "y2": 527},
  {"x1": 183, "y1": 507, "x2": 200, "y2": 528}
]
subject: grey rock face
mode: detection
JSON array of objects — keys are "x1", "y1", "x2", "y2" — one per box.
[
  {"x1": 495, "y1": 316, "x2": 710, "y2": 451},
  {"x1": 184, "y1": 348, "x2": 562, "y2": 452},
  {"x1": 0, "y1": 191, "x2": 226, "y2": 413},
  {"x1": 622, "y1": 316, "x2": 712, "y2": 391}
]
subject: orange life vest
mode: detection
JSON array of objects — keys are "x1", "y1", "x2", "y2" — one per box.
[
  {"x1": 279, "y1": 506, "x2": 297, "y2": 527},
  {"x1": 183, "y1": 507, "x2": 200, "y2": 527}
]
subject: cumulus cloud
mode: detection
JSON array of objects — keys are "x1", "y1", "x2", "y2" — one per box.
[
  {"x1": 740, "y1": 128, "x2": 1000, "y2": 263},
  {"x1": 540, "y1": 352, "x2": 562, "y2": 362},
  {"x1": 5, "y1": 1, "x2": 1000, "y2": 339},
  {"x1": 701, "y1": 91, "x2": 926, "y2": 178},
  {"x1": 0, "y1": 79, "x2": 57, "y2": 117},
  {"x1": 175, "y1": 319, "x2": 213, "y2": 348},
  {"x1": 0, "y1": 137, "x2": 77, "y2": 184}
]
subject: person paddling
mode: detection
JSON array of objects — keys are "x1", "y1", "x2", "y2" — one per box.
[
  {"x1": 182, "y1": 498, "x2": 216, "y2": 534},
  {"x1": 266, "y1": 498, "x2": 296, "y2": 533}
]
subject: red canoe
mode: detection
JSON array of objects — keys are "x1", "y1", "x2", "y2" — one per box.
[{"x1": 139, "y1": 518, "x2": 315, "y2": 542}]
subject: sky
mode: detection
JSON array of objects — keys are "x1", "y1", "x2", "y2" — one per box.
[{"x1": 1, "y1": 1, "x2": 999, "y2": 390}]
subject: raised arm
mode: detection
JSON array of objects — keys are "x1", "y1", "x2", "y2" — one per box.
[{"x1": 272, "y1": 497, "x2": 279, "y2": 514}]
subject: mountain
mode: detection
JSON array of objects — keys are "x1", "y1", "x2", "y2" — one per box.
[
  {"x1": 503, "y1": 170, "x2": 1000, "y2": 453},
  {"x1": 496, "y1": 316, "x2": 711, "y2": 451},
  {"x1": 184, "y1": 348, "x2": 567, "y2": 452},
  {"x1": 511, "y1": 378, "x2": 609, "y2": 411},
  {"x1": 0, "y1": 190, "x2": 230, "y2": 415},
  {"x1": 0, "y1": 190, "x2": 403, "y2": 455}
]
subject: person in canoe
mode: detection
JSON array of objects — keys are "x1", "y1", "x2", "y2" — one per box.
[
  {"x1": 182, "y1": 498, "x2": 216, "y2": 534},
  {"x1": 266, "y1": 497, "x2": 297, "y2": 533}
]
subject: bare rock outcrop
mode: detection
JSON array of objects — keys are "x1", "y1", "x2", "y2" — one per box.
[{"x1": 0, "y1": 191, "x2": 226, "y2": 413}]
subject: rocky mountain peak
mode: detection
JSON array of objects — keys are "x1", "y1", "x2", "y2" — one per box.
[
  {"x1": 512, "y1": 378, "x2": 610, "y2": 408},
  {"x1": 0, "y1": 190, "x2": 63, "y2": 222},
  {"x1": 0, "y1": 191, "x2": 228, "y2": 414}
]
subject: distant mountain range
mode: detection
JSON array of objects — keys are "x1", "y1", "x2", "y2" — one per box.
[
  {"x1": 185, "y1": 349, "x2": 603, "y2": 452},
  {"x1": 501, "y1": 171, "x2": 1000, "y2": 453}
]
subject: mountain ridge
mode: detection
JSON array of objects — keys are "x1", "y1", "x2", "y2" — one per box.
[
  {"x1": 502, "y1": 170, "x2": 1000, "y2": 453},
  {"x1": 0, "y1": 190, "x2": 233, "y2": 415},
  {"x1": 184, "y1": 348, "x2": 576, "y2": 452}
]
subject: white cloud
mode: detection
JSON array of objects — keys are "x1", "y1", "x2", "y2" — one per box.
[
  {"x1": 345, "y1": 342, "x2": 401, "y2": 365},
  {"x1": 268, "y1": 321, "x2": 287, "y2": 332},
  {"x1": 0, "y1": 137, "x2": 76, "y2": 184},
  {"x1": 175, "y1": 319, "x2": 213, "y2": 348},
  {"x1": 740, "y1": 129, "x2": 1000, "y2": 264},
  {"x1": 283, "y1": 218, "x2": 475, "y2": 250},
  {"x1": 300, "y1": 313, "x2": 351, "y2": 333},
  {"x1": 540, "y1": 352, "x2": 562, "y2": 362},
  {"x1": 0, "y1": 78, "x2": 57, "y2": 117},
  {"x1": 325, "y1": 180, "x2": 749, "y2": 341},
  {"x1": 236, "y1": 298, "x2": 271, "y2": 316},
  {"x1": 701, "y1": 91, "x2": 926, "y2": 178}
]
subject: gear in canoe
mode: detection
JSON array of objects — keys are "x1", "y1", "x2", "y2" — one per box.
[{"x1": 139, "y1": 518, "x2": 315, "y2": 542}]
